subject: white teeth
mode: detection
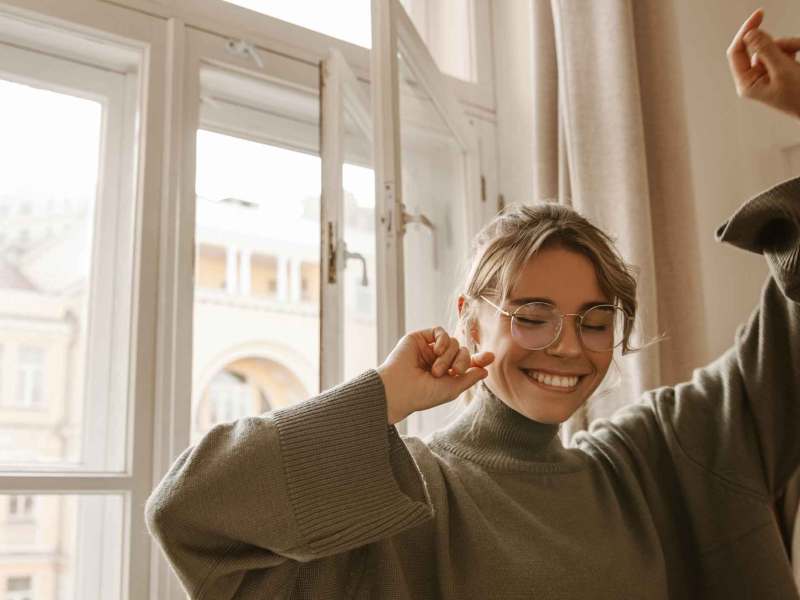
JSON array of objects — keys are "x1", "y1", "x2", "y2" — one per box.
[{"x1": 526, "y1": 370, "x2": 580, "y2": 388}]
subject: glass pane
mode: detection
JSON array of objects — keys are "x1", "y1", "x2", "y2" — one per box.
[
  {"x1": 223, "y1": 0, "x2": 474, "y2": 80},
  {"x1": 223, "y1": 0, "x2": 371, "y2": 47},
  {"x1": 0, "y1": 47, "x2": 136, "y2": 471},
  {"x1": 0, "y1": 494, "x2": 124, "y2": 600},
  {"x1": 341, "y1": 88, "x2": 377, "y2": 381},
  {"x1": 399, "y1": 0, "x2": 475, "y2": 81},
  {"x1": 192, "y1": 69, "x2": 321, "y2": 444},
  {"x1": 398, "y1": 55, "x2": 469, "y2": 436}
]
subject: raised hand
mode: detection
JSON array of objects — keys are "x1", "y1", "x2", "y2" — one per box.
[
  {"x1": 376, "y1": 326, "x2": 495, "y2": 425},
  {"x1": 727, "y1": 8, "x2": 800, "y2": 118}
]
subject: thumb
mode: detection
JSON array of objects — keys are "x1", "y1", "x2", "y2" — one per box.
[{"x1": 745, "y1": 28, "x2": 790, "y2": 77}]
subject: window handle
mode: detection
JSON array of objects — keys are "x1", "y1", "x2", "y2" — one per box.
[
  {"x1": 402, "y1": 209, "x2": 438, "y2": 270},
  {"x1": 340, "y1": 240, "x2": 369, "y2": 287},
  {"x1": 326, "y1": 222, "x2": 368, "y2": 286}
]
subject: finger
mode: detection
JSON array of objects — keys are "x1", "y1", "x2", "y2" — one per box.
[
  {"x1": 432, "y1": 326, "x2": 450, "y2": 355},
  {"x1": 727, "y1": 8, "x2": 764, "y2": 79},
  {"x1": 744, "y1": 28, "x2": 790, "y2": 79},
  {"x1": 776, "y1": 37, "x2": 800, "y2": 54},
  {"x1": 420, "y1": 326, "x2": 450, "y2": 355},
  {"x1": 471, "y1": 351, "x2": 495, "y2": 368},
  {"x1": 448, "y1": 346, "x2": 472, "y2": 375},
  {"x1": 432, "y1": 338, "x2": 460, "y2": 377}
]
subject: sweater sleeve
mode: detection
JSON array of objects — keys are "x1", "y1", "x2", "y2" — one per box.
[
  {"x1": 145, "y1": 369, "x2": 435, "y2": 599},
  {"x1": 649, "y1": 175, "x2": 800, "y2": 499}
]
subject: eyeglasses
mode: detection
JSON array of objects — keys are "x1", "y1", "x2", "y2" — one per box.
[{"x1": 479, "y1": 295, "x2": 630, "y2": 352}]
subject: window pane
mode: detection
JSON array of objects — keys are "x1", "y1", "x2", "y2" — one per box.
[
  {"x1": 0, "y1": 58, "x2": 136, "y2": 471},
  {"x1": 0, "y1": 494, "x2": 124, "y2": 600},
  {"x1": 223, "y1": 0, "x2": 474, "y2": 80},
  {"x1": 342, "y1": 164, "x2": 377, "y2": 381},
  {"x1": 192, "y1": 69, "x2": 321, "y2": 443},
  {"x1": 399, "y1": 0, "x2": 476, "y2": 81},
  {"x1": 398, "y1": 54, "x2": 470, "y2": 436}
]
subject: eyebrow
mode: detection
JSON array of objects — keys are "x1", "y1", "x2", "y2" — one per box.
[{"x1": 507, "y1": 296, "x2": 611, "y2": 311}]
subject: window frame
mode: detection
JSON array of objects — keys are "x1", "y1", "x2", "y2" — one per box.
[
  {"x1": 0, "y1": 1, "x2": 499, "y2": 598},
  {"x1": 0, "y1": 2, "x2": 168, "y2": 600}
]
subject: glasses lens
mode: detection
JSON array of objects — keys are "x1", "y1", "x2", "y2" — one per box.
[
  {"x1": 580, "y1": 305, "x2": 626, "y2": 351},
  {"x1": 511, "y1": 302, "x2": 560, "y2": 349}
]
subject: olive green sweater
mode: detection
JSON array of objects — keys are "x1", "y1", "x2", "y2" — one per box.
[{"x1": 146, "y1": 176, "x2": 800, "y2": 599}]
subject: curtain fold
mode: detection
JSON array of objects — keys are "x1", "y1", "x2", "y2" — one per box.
[{"x1": 535, "y1": 0, "x2": 799, "y2": 586}]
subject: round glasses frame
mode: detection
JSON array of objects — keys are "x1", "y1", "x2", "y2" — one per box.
[{"x1": 479, "y1": 294, "x2": 632, "y2": 352}]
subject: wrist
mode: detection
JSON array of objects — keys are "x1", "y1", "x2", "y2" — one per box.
[{"x1": 376, "y1": 365, "x2": 408, "y2": 425}]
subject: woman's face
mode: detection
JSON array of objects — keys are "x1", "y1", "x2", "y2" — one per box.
[{"x1": 466, "y1": 246, "x2": 614, "y2": 424}]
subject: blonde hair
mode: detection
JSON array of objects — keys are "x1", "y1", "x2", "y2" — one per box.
[{"x1": 447, "y1": 200, "x2": 665, "y2": 407}]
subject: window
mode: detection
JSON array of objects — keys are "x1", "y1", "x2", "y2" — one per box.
[
  {"x1": 190, "y1": 55, "x2": 322, "y2": 446},
  {"x1": 0, "y1": 42, "x2": 135, "y2": 468},
  {"x1": 0, "y1": 6, "x2": 147, "y2": 600},
  {"x1": 223, "y1": 0, "x2": 476, "y2": 80},
  {"x1": 208, "y1": 371, "x2": 251, "y2": 424},
  {"x1": 15, "y1": 347, "x2": 44, "y2": 409},
  {"x1": 5, "y1": 576, "x2": 32, "y2": 600},
  {"x1": 223, "y1": 0, "x2": 372, "y2": 47},
  {"x1": 6, "y1": 495, "x2": 34, "y2": 522},
  {"x1": 0, "y1": 1, "x2": 492, "y2": 598}
]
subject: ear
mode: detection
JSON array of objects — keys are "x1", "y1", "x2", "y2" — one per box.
[{"x1": 458, "y1": 295, "x2": 481, "y2": 348}]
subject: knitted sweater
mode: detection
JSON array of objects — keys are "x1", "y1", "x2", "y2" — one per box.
[{"x1": 146, "y1": 176, "x2": 800, "y2": 599}]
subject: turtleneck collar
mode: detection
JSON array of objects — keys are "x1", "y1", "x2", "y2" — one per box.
[{"x1": 429, "y1": 380, "x2": 584, "y2": 473}]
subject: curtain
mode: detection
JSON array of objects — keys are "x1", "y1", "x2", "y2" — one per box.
[
  {"x1": 530, "y1": 0, "x2": 800, "y2": 586},
  {"x1": 525, "y1": 0, "x2": 706, "y2": 442}
]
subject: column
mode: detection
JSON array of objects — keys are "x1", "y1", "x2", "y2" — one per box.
[
  {"x1": 239, "y1": 249, "x2": 251, "y2": 296},
  {"x1": 225, "y1": 246, "x2": 238, "y2": 295},
  {"x1": 277, "y1": 255, "x2": 289, "y2": 302},
  {"x1": 289, "y1": 258, "x2": 302, "y2": 302}
]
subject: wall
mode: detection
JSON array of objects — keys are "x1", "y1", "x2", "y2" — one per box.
[{"x1": 673, "y1": 0, "x2": 800, "y2": 361}]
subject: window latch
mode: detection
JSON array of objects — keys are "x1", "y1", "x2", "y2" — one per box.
[
  {"x1": 402, "y1": 209, "x2": 438, "y2": 270},
  {"x1": 225, "y1": 38, "x2": 264, "y2": 68}
]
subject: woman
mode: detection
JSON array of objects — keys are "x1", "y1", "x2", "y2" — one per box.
[{"x1": 146, "y1": 9, "x2": 800, "y2": 599}]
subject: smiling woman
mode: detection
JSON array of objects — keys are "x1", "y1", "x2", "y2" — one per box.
[{"x1": 451, "y1": 201, "x2": 663, "y2": 423}]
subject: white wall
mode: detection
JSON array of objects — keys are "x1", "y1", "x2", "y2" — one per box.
[{"x1": 673, "y1": 0, "x2": 800, "y2": 361}]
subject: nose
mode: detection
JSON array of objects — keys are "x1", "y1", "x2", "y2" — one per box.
[{"x1": 546, "y1": 315, "x2": 583, "y2": 357}]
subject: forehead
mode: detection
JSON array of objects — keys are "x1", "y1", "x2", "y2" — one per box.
[{"x1": 508, "y1": 247, "x2": 608, "y2": 310}]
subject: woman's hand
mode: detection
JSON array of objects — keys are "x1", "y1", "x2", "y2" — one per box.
[
  {"x1": 376, "y1": 326, "x2": 495, "y2": 425},
  {"x1": 727, "y1": 8, "x2": 800, "y2": 119}
]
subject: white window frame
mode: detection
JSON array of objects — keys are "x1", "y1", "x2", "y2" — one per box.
[
  {"x1": 0, "y1": 22, "x2": 136, "y2": 468},
  {"x1": 0, "y1": 1, "x2": 500, "y2": 598},
  {"x1": 370, "y1": 0, "x2": 482, "y2": 375},
  {"x1": 101, "y1": 0, "x2": 495, "y2": 113},
  {"x1": 320, "y1": 48, "x2": 375, "y2": 389}
]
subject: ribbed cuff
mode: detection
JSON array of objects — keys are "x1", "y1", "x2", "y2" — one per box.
[
  {"x1": 716, "y1": 175, "x2": 800, "y2": 301},
  {"x1": 271, "y1": 369, "x2": 434, "y2": 558}
]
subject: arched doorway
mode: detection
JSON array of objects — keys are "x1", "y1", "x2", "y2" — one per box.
[{"x1": 192, "y1": 356, "x2": 307, "y2": 443}]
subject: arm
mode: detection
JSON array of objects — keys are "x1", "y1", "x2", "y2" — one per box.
[
  {"x1": 655, "y1": 176, "x2": 800, "y2": 499},
  {"x1": 145, "y1": 369, "x2": 434, "y2": 599}
]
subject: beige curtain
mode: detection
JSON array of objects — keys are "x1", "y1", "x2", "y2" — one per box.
[
  {"x1": 525, "y1": 0, "x2": 706, "y2": 440},
  {"x1": 531, "y1": 0, "x2": 800, "y2": 585}
]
